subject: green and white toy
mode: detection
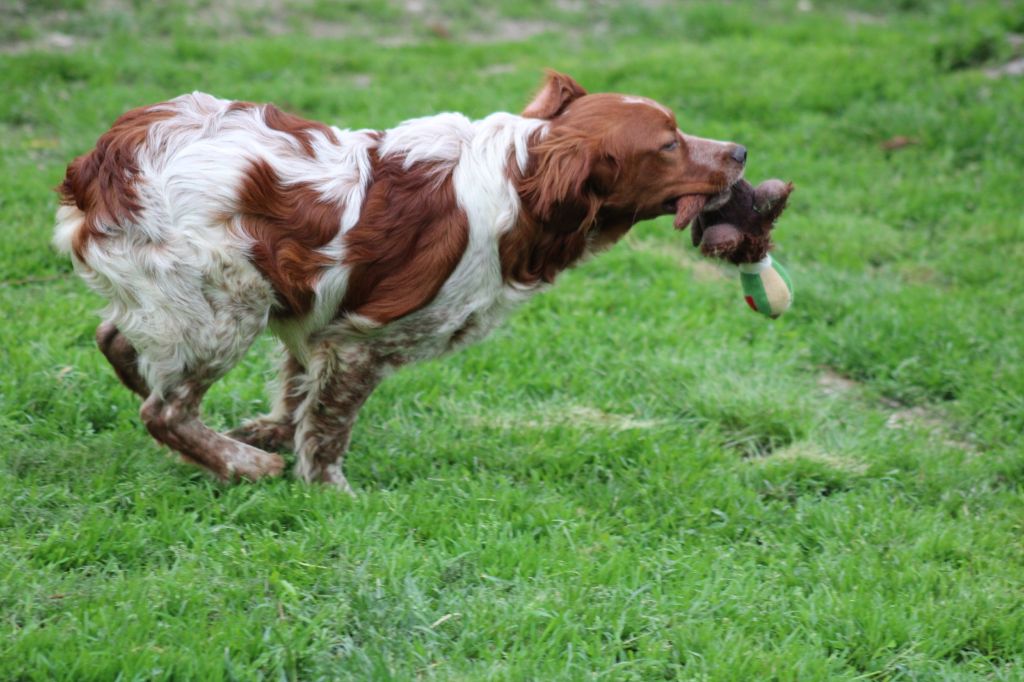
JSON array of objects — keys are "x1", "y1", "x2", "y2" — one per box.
[{"x1": 739, "y1": 255, "x2": 793, "y2": 318}]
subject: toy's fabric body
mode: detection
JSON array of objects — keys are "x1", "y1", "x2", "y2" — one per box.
[
  {"x1": 684, "y1": 178, "x2": 795, "y2": 317},
  {"x1": 691, "y1": 178, "x2": 793, "y2": 265},
  {"x1": 740, "y1": 255, "x2": 792, "y2": 318}
]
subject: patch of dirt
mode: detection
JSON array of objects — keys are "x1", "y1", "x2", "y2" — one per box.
[
  {"x1": 881, "y1": 401, "x2": 977, "y2": 455},
  {"x1": 304, "y1": 21, "x2": 357, "y2": 41},
  {"x1": 884, "y1": 404, "x2": 943, "y2": 431},
  {"x1": 2, "y1": 0, "x2": 574, "y2": 54},
  {"x1": 985, "y1": 58, "x2": 1024, "y2": 79},
  {"x1": 816, "y1": 368, "x2": 860, "y2": 398},
  {"x1": 816, "y1": 366, "x2": 978, "y2": 455},
  {"x1": 0, "y1": 31, "x2": 79, "y2": 55},
  {"x1": 880, "y1": 135, "x2": 919, "y2": 151},
  {"x1": 464, "y1": 18, "x2": 559, "y2": 44},
  {"x1": 349, "y1": 74, "x2": 373, "y2": 89}
]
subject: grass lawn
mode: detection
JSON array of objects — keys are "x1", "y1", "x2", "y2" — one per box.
[{"x1": 2, "y1": 0, "x2": 1024, "y2": 679}]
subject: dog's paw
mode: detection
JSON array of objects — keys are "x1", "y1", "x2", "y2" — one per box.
[
  {"x1": 293, "y1": 460, "x2": 355, "y2": 496},
  {"x1": 227, "y1": 419, "x2": 295, "y2": 452},
  {"x1": 224, "y1": 445, "x2": 285, "y2": 482}
]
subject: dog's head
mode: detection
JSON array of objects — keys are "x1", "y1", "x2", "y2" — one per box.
[{"x1": 520, "y1": 71, "x2": 747, "y2": 235}]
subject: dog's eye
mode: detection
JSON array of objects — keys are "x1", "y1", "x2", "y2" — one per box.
[{"x1": 660, "y1": 140, "x2": 678, "y2": 152}]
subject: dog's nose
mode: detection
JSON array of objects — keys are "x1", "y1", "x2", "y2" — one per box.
[{"x1": 730, "y1": 145, "x2": 747, "y2": 165}]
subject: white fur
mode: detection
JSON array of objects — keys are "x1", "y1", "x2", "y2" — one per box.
[
  {"x1": 621, "y1": 95, "x2": 673, "y2": 119},
  {"x1": 55, "y1": 93, "x2": 550, "y2": 393}
]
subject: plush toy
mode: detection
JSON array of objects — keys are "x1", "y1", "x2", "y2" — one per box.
[{"x1": 685, "y1": 178, "x2": 795, "y2": 318}]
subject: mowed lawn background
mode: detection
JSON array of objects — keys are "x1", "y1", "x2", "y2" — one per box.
[{"x1": 2, "y1": 0, "x2": 1023, "y2": 679}]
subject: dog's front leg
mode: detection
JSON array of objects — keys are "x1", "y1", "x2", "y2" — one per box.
[
  {"x1": 292, "y1": 342, "x2": 387, "y2": 493},
  {"x1": 228, "y1": 353, "x2": 306, "y2": 452}
]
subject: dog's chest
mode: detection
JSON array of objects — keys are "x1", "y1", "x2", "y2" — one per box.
[{"x1": 371, "y1": 254, "x2": 542, "y2": 364}]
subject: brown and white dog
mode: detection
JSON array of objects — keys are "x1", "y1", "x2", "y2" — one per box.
[{"x1": 55, "y1": 71, "x2": 746, "y2": 492}]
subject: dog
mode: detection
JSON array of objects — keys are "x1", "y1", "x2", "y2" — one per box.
[{"x1": 54, "y1": 71, "x2": 746, "y2": 492}]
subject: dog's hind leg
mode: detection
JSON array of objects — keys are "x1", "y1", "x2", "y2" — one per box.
[
  {"x1": 96, "y1": 321, "x2": 150, "y2": 398},
  {"x1": 119, "y1": 260, "x2": 284, "y2": 481},
  {"x1": 227, "y1": 352, "x2": 306, "y2": 452},
  {"x1": 141, "y1": 379, "x2": 284, "y2": 481},
  {"x1": 134, "y1": 315, "x2": 286, "y2": 481},
  {"x1": 292, "y1": 342, "x2": 388, "y2": 493}
]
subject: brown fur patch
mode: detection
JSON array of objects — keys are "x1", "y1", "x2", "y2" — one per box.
[
  {"x1": 339, "y1": 153, "x2": 469, "y2": 324},
  {"x1": 233, "y1": 159, "x2": 344, "y2": 316},
  {"x1": 228, "y1": 101, "x2": 340, "y2": 156},
  {"x1": 56, "y1": 104, "x2": 176, "y2": 259},
  {"x1": 498, "y1": 213, "x2": 593, "y2": 285},
  {"x1": 499, "y1": 131, "x2": 600, "y2": 284},
  {"x1": 96, "y1": 321, "x2": 149, "y2": 398}
]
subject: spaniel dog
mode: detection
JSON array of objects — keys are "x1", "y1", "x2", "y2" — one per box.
[{"x1": 55, "y1": 71, "x2": 746, "y2": 492}]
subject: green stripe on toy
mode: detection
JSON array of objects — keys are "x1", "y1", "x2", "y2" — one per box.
[{"x1": 739, "y1": 255, "x2": 793, "y2": 318}]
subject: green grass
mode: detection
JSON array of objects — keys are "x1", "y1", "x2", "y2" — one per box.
[{"x1": 3, "y1": 0, "x2": 1024, "y2": 679}]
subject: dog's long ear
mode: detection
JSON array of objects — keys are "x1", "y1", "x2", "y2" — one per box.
[
  {"x1": 522, "y1": 71, "x2": 587, "y2": 119},
  {"x1": 518, "y1": 130, "x2": 601, "y2": 231}
]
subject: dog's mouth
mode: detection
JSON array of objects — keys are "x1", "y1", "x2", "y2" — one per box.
[
  {"x1": 702, "y1": 187, "x2": 733, "y2": 211},
  {"x1": 669, "y1": 187, "x2": 732, "y2": 230}
]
